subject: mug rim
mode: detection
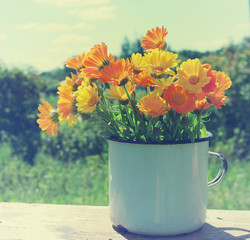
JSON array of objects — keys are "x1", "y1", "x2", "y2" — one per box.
[{"x1": 107, "y1": 132, "x2": 213, "y2": 145}]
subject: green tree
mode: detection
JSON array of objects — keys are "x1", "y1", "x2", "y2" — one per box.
[{"x1": 0, "y1": 66, "x2": 44, "y2": 164}]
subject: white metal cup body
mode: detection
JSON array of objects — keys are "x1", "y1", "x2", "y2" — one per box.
[{"x1": 109, "y1": 139, "x2": 212, "y2": 236}]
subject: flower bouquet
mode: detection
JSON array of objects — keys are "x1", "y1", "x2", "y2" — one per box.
[
  {"x1": 37, "y1": 26, "x2": 231, "y2": 143},
  {"x1": 37, "y1": 26, "x2": 231, "y2": 236}
]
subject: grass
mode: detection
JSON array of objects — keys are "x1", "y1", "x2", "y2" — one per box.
[{"x1": 0, "y1": 143, "x2": 249, "y2": 210}]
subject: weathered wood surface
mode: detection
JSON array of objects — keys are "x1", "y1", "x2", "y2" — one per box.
[{"x1": 0, "y1": 203, "x2": 250, "y2": 240}]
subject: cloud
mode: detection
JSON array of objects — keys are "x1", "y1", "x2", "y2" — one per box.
[
  {"x1": 70, "y1": 5, "x2": 116, "y2": 20},
  {"x1": 19, "y1": 22, "x2": 93, "y2": 31},
  {"x1": 35, "y1": 0, "x2": 110, "y2": 7},
  {"x1": 52, "y1": 34, "x2": 91, "y2": 45},
  {"x1": 0, "y1": 33, "x2": 7, "y2": 40}
]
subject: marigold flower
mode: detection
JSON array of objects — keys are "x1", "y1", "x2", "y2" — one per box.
[
  {"x1": 37, "y1": 99, "x2": 59, "y2": 136},
  {"x1": 195, "y1": 98, "x2": 209, "y2": 110},
  {"x1": 76, "y1": 84, "x2": 101, "y2": 113},
  {"x1": 212, "y1": 70, "x2": 232, "y2": 91},
  {"x1": 132, "y1": 70, "x2": 155, "y2": 87},
  {"x1": 152, "y1": 76, "x2": 175, "y2": 97},
  {"x1": 106, "y1": 81, "x2": 136, "y2": 103},
  {"x1": 145, "y1": 49, "x2": 180, "y2": 78},
  {"x1": 206, "y1": 88, "x2": 228, "y2": 109},
  {"x1": 57, "y1": 75, "x2": 80, "y2": 126},
  {"x1": 163, "y1": 84, "x2": 195, "y2": 115},
  {"x1": 83, "y1": 43, "x2": 115, "y2": 79},
  {"x1": 137, "y1": 95, "x2": 169, "y2": 118},
  {"x1": 177, "y1": 58, "x2": 211, "y2": 94},
  {"x1": 202, "y1": 64, "x2": 216, "y2": 93},
  {"x1": 130, "y1": 53, "x2": 148, "y2": 74},
  {"x1": 99, "y1": 58, "x2": 133, "y2": 85},
  {"x1": 141, "y1": 26, "x2": 168, "y2": 52},
  {"x1": 65, "y1": 52, "x2": 86, "y2": 73}
]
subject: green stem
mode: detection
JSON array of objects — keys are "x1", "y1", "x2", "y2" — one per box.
[
  {"x1": 147, "y1": 118, "x2": 153, "y2": 141},
  {"x1": 123, "y1": 85, "x2": 140, "y2": 139},
  {"x1": 196, "y1": 102, "x2": 207, "y2": 139},
  {"x1": 172, "y1": 111, "x2": 181, "y2": 141}
]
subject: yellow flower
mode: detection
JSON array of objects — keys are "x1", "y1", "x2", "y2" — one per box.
[
  {"x1": 177, "y1": 58, "x2": 211, "y2": 94},
  {"x1": 37, "y1": 99, "x2": 59, "y2": 136},
  {"x1": 137, "y1": 95, "x2": 169, "y2": 118},
  {"x1": 152, "y1": 76, "x2": 175, "y2": 97},
  {"x1": 57, "y1": 76, "x2": 79, "y2": 126},
  {"x1": 76, "y1": 84, "x2": 101, "y2": 113},
  {"x1": 145, "y1": 49, "x2": 180, "y2": 78},
  {"x1": 106, "y1": 81, "x2": 136, "y2": 103},
  {"x1": 131, "y1": 53, "x2": 148, "y2": 74}
]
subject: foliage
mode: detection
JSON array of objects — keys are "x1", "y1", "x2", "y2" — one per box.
[
  {"x1": 0, "y1": 143, "x2": 108, "y2": 205},
  {"x1": 0, "y1": 66, "x2": 43, "y2": 163},
  {"x1": 41, "y1": 120, "x2": 106, "y2": 162},
  {"x1": 0, "y1": 143, "x2": 249, "y2": 209},
  {"x1": 200, "y1": 37, "x2": 250, "y2": 161}
]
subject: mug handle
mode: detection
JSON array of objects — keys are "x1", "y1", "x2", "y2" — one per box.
[{"x1": 208, "y1": 151, "x2": 228, "y2": 189}]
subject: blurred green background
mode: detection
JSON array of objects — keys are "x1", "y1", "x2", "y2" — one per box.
[{"x1": 0, "y1": 37, "x2": 249, "y2": 210}]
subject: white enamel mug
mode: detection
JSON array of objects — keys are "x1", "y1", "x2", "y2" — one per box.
[{"x1": 108, "y1": 136, "x2": 227, "y2": 236}]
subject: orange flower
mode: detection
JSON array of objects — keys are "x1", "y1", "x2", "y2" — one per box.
[
  {"x1": 137, "y1": 95, "x2": 169, "y2": 118},
  {"x1": 65, "y1": 52, "x2": 86, "y2": 73},
  {"x1": 83, "y1": 43, "x2": 115, "y2": 79},
  {"x1": 212, "y1": 70, "x2": 232, "y2": 91},
  {"x1": 206, "y1": 88, "x2": 228, "y2": 109},
  {"x1": 57, "y1": 75, "x2": 79, "y2": 126},
  {"x1": 99, "y1": 58, "x2": 132, "y2": 85},
  {"x1": 132, "y1": 70, "x2": 155, "y2": 87},
  {"x1": 203, "y1": 69, "x2": 231, "y2": 109},
  {"x1": 163, "y1": 84, "x2": 195, "y2": 115},
  {"x1": 141, "y1": 26, "x2": 168, "y2": 52},
  {"x1": 106, "y1": 81, "x2": 136, "y2": 103},
  {"x1": 195, "y1": 98, "x2": 209, "y2": 110},
  {"x1": 202, "y1": 64, "x2": 216, "y2": 93},
  {"x1": 37, "y1": 99, "x2": 59, "y2": 136}
]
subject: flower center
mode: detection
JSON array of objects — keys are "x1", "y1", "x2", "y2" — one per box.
[
  {"x1": 188, "y1": 75, "x2": 199, "y2": 85},
  {"x1": 172, "y1": 92, "x2": 185, "y2": 105},
  {"x1": 88, "y1": 96, "x2": 98, "y2": 107}
]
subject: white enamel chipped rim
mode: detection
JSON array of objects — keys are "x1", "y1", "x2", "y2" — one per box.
[{"x1": 108, "y1": 134, "x2": 227, "y2": 236}]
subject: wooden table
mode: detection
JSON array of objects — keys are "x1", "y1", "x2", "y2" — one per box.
[{"x1": 0, "y1": 203, "x2": 249, "y2": 240}]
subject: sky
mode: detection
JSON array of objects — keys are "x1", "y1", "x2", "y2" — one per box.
[{"x1": 0, "y1": 0, "x2": 249, "y2": 72}]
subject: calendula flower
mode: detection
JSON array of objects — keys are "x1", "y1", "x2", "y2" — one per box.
[
  {"x1": 131, "y1": 53, "x2": 148, "y2": 74},
  {"x1": 57, "y1": 75, "x2": 79, "y2": 126},
  {"x1": 76, "y1": 84, "x2": 101, "y2": 113},
  {"x1": 202, "y1": 64, "x2": 216, "y2": 93},
  {"x1": 99, "y1": 58, "x2": 132, "y2": 85},
  {"x1": 137, "y1": 95, "x2": 169, "y2": 118},
  {"x1": 106, "y1": 81, "x2": 136, "y2": 103},
  {"x1": 83, "y1": 42, "x2": 115, "y2": 79},
  {"x1": 177, "y1": 58, "x2": 211, "y2": 94},
  {"x1": 212, "y1": 70, "x2": 232, "y2": 91},
  {"x1": 141, "y1": 26, "x2": 168, "y2": 52},
  {"x1": 65, "y1": 52, "x2": 86, "y2": 73},
  {"x1": 163, "y1": 84, "x2": 195, "y2": 115},
  {"x1": 195, "y1": 98, "x2": 209, "y2": 111},
  {"x1": 145, "y1": 49, "x2": 180, "y2": 78},
  {"x1": 37, "y1": 99, "x2": 59, "y2": 136},
  {"x1": 132, "y1": 70, "x2": 155, "y2": 87},
  {"x1": 152, "y1": 76, "x2": 175, "y2": 97},
  {"x1": 206, "y1": 88, "x2": 228, "y2": 109}
]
